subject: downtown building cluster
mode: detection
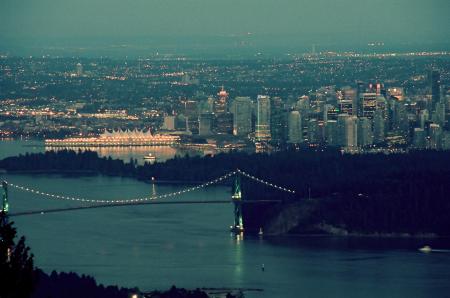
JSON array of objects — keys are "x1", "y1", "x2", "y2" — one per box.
[{"x1": 163, "y1": 70, "x2": 449, "y2": 152}]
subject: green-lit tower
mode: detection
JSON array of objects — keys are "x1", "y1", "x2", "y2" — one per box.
[
  {"x1": 1, "y1": 181, "x2": 8, "y2": 223},
  {"x1": 1, "y1": 181, "x2": 8, "y2": 213},
  {"x1": 231, "y1": 173, "x2": 244, "y2": 233}
]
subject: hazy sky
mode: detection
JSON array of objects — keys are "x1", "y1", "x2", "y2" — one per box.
[{"x1": 1, "y1": 0, "x2": 449, "y2": 47}]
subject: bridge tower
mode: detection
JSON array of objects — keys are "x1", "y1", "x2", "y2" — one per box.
[
  {"x1": 231, "y1": 173, "x2": 244, "y2": 233},
  {"x1": 1, "y1": 181, "x2": 8, "y2": 223}
]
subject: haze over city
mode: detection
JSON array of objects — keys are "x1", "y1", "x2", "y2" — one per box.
[{"x1": 1, "y1": 0, "x2": 449, "y2": 56}]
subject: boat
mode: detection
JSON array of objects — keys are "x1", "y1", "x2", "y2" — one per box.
[
  {"x1": 419, "y1": 245, "x2": 432, "y2": 253},
  {"x1": 258, "y1": 227, "x2": 264, "y2": 236},
  {"x1": 143, "y1": 153, "x2": 157, "y2": 162}
]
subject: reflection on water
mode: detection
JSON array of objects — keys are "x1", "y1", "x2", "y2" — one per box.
[
  {"x1": 0, "y1": 139, "x2": 204, "y2": 165},
  {"x1": 45, "y1": 145, "x2": 182, "y2": 164}
]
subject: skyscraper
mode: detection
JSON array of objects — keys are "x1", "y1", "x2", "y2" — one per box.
[
  {"x1": 231, "y1": 97, "x2": 252, "y2": 136},
  {"x1": 345, "y1": 116, "x2": 358, "y2": 148},
  {"x1": 76, "y1": 62, "x2": 83, "y2": 76},
  {"x1": 357, "y1": 117, "x2": 373, "y2": 147},
  {"x1": 255, "y1": 95, "x2": 271, "y2": 141},
  {"x1": 373, "y1": 109, "x2": 385, "y2": 144},
  {"x1": 340, "y1": 86, "x2": 357, "y2": 115},
  {"x1": 429, "y1": 123, "x2": 442, "y2": 150},
  {"x1": 431, "y1": 70, "x2": 441, "y2": 107},
  {"x1": 361, "y1": 93, "x2": 377, "y2": 119},
  {"x1": 337, "y1": 114, "x2": 350, "y2": 147},
  {"x1": 198, "y1": 113, "x2": 214, "y2": 136},
  {"x1": 214, "y1": 86, "x2": 229, "y2": 114},
  {"x1": 288, "y1": 110, "x2": 302, "y2": 144},
  {"x1": 214, "y1": 86, "x2": 233, "y2": 134},
  {"x1": 307, "y1": 119, "x2": 322, "y2": 144},
  {"x1": 325, "y1": 120, "x2": 338, "y2": 146},
  {"x1": 270, "y1": 97, "x2": 287, "y2": 143}
]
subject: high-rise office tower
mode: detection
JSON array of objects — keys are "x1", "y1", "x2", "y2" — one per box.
[
  {"x1": 288, "y1": 110, "x2": 302, "y2": 144},
  {"x1": 231, "y1": 97, "x2": 253, "y2": 136},
  {"x1": 183, "y1": 100, "x2": 199, "y2": 134},
  {"x1": 345, "y1": 116, "x2": 358, "y2": 148},
  {"x1": 413, "y1": 128, "x2": 426, "y2": 149},
  {"x1": 215, "y1": 113, "x2": 233, "y2": 134},
  {"x1": 337, "y1": 114, "x2": 350, "y2": 147},
  {"x1": 419, "y1": 109, "x2": 429, "y2": 129},
  {"x1": 214, "y1": 87, "x2": 233, "y2": 134},
  {"x1": 307, "y1": 119, "x2": 322, "y2": 144},
  {"x1": 198, "y1": 113, "x2": 214, "y2": 136},
  {"x1": 340, "y1": 86, "x2": 357, "y2": 115},
  {"x1": 361, "y1": 93, "x2": 377, "y2": 119},
  {"x1": 270, "y1": 97, "x2": 287, "y2": 143},
  {"x1": 255, "y1": 95, "x2": 271, "y2": 141},
  {"x1": 431, "y1": 70, "x2": 441, "y2": 107},
  {"x1": 324, "y1": 104, "x2": 339, "y2": 122},
  {"x1": 432, "y1": 102, "x2": 446, "y2": 127},
  {"x1": 76, "y1": 63, "x2": 83, "y2": 76},
  {"x1": 214, "y1": 86, "x2": 229, "y2": 114},
  {"x1": 429, "y1": 123, "x2": 442, "y2": 150},
  {"x1": 373, "y1": 109, "x2": 385, "y2": 144},
  {"x1": 325, "y1": 120, "x2": 338, "y2": 146},
  {"x1": 392, "y1": 101, "x2": 409, "y2": 137},
  {"x1": 357, "y1": 117, "x2": 373, "y2": 147}
]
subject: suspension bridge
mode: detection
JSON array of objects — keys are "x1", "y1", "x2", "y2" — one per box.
[{"x1": 1, "y1": 169, "x2": 296, "y2": 233}]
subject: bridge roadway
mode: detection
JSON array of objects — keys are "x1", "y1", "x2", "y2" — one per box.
[{"x1": 9, "y1": 199, "x2": 282, "y2": 217}]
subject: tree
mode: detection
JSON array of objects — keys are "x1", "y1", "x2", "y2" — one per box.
[{"x1": 0, "y1": 213, "x2": 35, "y2": 298}]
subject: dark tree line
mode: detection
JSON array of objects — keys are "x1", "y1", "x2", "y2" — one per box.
[
  {"x1": 1, "y1": 149, "x2": 450, "y2": 235},
  {"x1": 0, "y1": 213, "x2": 134, "y2": 298}
]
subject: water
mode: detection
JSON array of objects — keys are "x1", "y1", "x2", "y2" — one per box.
[
  {"x1": 1, "y1": 173, "x2": 450, "y2": 298},
  {"x1": 0, "y1": 139, "x2": 201, "y2": 164},
  {"x1": 2, "y1": 140, "x2": 450, "y2": 297}
]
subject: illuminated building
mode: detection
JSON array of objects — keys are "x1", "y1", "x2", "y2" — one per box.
[
  {"x1": 255, "y1": 95, "x2": 271, "y2": 141},
  {"x1": 430, "y1": 70, "x2": 441, "y2": 107},
  {"x1": 231, "y1": 97, "x2": 252, "y2": 136},
  {"x1": 288, "y1": 110, "x2": 302, "y2": 144},
  {"x1": 373, "y1": 110, "x2": 385, "y2": 144},
  {"x1": 432, "y1": 102, "x2": 446, "y2": 127},
  {"x1": 392, "y1": 101, "x2": 409, "y2": 137},
  {"x1": 324, "y1": 104, "x2": 339, "y2": 121},
  {"x1": 340, "y1": 86, "x2": 357, "y2": 115},
  {"x1": 307, "y1": 119, "x2": 321, "y2": 144},
  {"x1": 388, "y1": 87, "x2": 404, "y2": 101},
  {"x1": 413, "y1": 128, "x2": 426, "y2": 149},
  {"x1": 214, "y1": 87, "x2": 233, "y2": 134},
  {"x1": 183, "y1": 100, "x2": 199, "y2": 134},
  {"x1": 45, "y1": 128, "x2": 180, "y2": 147},
  {"x1": 270, "y1": 97, "x2": 287, "y2": 143},
  {"x1": 429, "y1": 123, "x2": 442, "y2": 150},
  {"x1": 419, "y1": 109, "x2": 429, "y2": 129},
  {"x1": 337, "y1": 114, "x2": 350, "y2": 147},
  {"x1": 361, "y1": 93, "x2": 377, "y2": 119},
  {"x1": 215, "y1": 113, "x2": 233, "y2": 134},
  {"x1": 76, "y1": 62, "x2": 83, "y2": 76},
  {"x1": 325, "y1": 120, "x2": 338, "y2": 146},
  {"x1": 163, "y1": 116, "x2": 176, "y2": 130},
  {"x1": 214, "y1": 86, "x2": 229, "y2": 114},
  {"x1": 345, "y1": 116, "x2": 358, "y2": 148}
]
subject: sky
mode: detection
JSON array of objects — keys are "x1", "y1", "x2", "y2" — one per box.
[{"x1": 0, "y1": 0, "x2": 449, "y2": 54}]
